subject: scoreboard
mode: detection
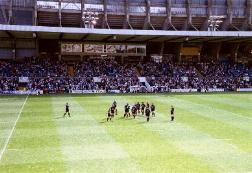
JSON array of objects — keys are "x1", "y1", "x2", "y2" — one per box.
[{"x1": 61, "y1": 42, "x2": 146, "y2": 56}]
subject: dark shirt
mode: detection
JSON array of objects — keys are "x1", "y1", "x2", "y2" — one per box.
[{"x1": 171, "y1": 107, "x2": 174, "y2": 115}]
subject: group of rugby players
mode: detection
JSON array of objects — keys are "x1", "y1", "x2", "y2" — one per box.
[
  {"x1": 124, "y1": 102, "x2": 155, "y2": 122},
  {"x1": 107, "y1": 101, "x2": 156, "y2": 122},
  {"x1": 63, "y1": 101, "x2": 175, "y2": 122}
]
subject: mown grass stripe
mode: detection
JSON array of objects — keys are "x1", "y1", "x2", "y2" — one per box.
[
  {"x1": 81, "y1": 95, "x2": 215, "y2": 173},
  {"x1": 52, "y1": 96, "x2": 141, "y2": 173},
  {"x1": 149, "y1": 96, "x2": 252, "y2": 173},
  {"x1": 0, "y1": 95, "x2": 28, "y2": 161},
  {"x1": 156, "y1": 95, "x2": 252, "y2": 132},
  {"x1": 0, "y1": 96, "x2": 66, "y2": 173},
  {"x1": 180, "y1": 95, "x2": 252, "y2": 118}
]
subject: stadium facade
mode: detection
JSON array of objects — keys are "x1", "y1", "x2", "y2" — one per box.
[
  {"x1": 0, "y1": 0, "x2": 252, "y2": 94},
  {"x1": 0, "y1": 0, "x2": 251, "y2": 63}
]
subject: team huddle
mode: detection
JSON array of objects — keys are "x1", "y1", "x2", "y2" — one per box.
[
  {"x1": 107, "y1": 101, "x2": 175, "y2": 122},
  {"x1": 122, "y1": 102, "x2": 155, "y2": 122},
  {"x1": 63, "y1": 101, "x2": 175, "y2": 122}
]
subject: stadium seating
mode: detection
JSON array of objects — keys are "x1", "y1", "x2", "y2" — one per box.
[{"x1": 0, "y1": 57, "x2": 251, "y2": 94}]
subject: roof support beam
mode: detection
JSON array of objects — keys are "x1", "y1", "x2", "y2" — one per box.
[
  {"x1": 59, "y1": 0, "x2": 62, "y2": 27},
  {"x1": 182, "y1": 0, "x2": 192, "y2": 30},
  {"x1": 5, "y1": 31, "x2": 14, "y2": 38},
  {"x1": 102, "y1": 35, "x2": 115, "y2": 42},
  {"x1": 123, "y1": 0, "x2": 132, "y2": 29},
  {"x1": 0, "y1": 6, "x2": 7, "y2": 24},
  {"x1": 8, "y1": 0, "x2": 13, "y2": 24},
  {"x1": 201, "y1": 0, "x2": 212, "y2": 31},
  {"x1": 221, "y1": 0, "x2": 233, "y2": 31},
  {"x1": 124, "y1": 35, "x2": 138, "y2": 42},
  {"x1": 144, "y1": 36, "x2": 163, "y2": 42},
  {"x1": 81, "y1": 34, "x2": 89, "y2": 41},
  {"x1": 163, "y1": 0, "x2": 176, "y2": 30},
  {"x1": 33, "y1": 0, "x2": 37, "y2": 26},
  {"x1": 102, "y1": 0, "x2": 110, "y2": 29},
  {"x1": 241, "y1": 0, "x2": 252, "y2": 30},
  {"x1": 80, "y1": 0, "x2": 85, "y2": 27},
  {"x1": 143, "y1": 0, "x2": 151, "y2": 30},
  {"x1": 164, "y1": 36, "x2": 186, "y2": 42}
]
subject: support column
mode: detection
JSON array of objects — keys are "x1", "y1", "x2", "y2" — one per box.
[
  {"x1": 33, "y1": 0, "x2": 37, "y2": 26},
  {"x1": 176, "y1": 43, "x2": 183, "y2": 62},
  {"x1": 59, "y1": 0, "x2": 62, "y2": 27},
  {"x1": 230, "y1": 43, "x2": 240, "y2": 63},
  {"x1": 12, "y1": 39, "x2": 16, "y2": 60},
  {"x1": 163, "y1": 0, "x2": 172, "y2": 30},
  {"x1": 102, "y1": 0, "x2": 108, "y2": 28},
  {"x1": 248, "y1": 0, "x2": 252, "y2": 25},
  {"x1": 143, "y1": 0, "x2": 150, "y2": 30},
  {"x1": 198, "y1": 44, "x2": 203, "y2": 62},
  {"x1": 183, "y1": 0, "x2": 192, "y2": 30},
  {"x1": 215, "y1": 43, "x2": 222, "y2": 61},
  {"x1": 201, "y1": 0, "x2": 212, "y2": 30},
  {"x1": 121, "y1": 56, "x2": 125, "y2": 64},
  {"x1": 123, "y1": 0, "x2": 130, "y2": 29},
  {"x1": 242, "y1": 0, "x2": 252, "y2": 30},
  {"x1": 1, "y1": 6, "x2": 8, "y2": 24},
  {"x1": 35, "y1": 38, "x2": 39, "y2": 58},
  {"x1": 8, "y1": 0, "x2": 13, "y2": 24},
  {"x1": 160, "y1": 42, "x2": 165, "y2": 55},
  {"x1": 80, "y1": 0, "x2": 85, "y2": 27},
  {"x1": 221, "y1": 0, "x2": 232, "y2": 30}
]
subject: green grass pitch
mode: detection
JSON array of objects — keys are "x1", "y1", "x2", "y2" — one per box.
[{"x1": 0, "y1": 93, "x2": 252, "y2": 173}]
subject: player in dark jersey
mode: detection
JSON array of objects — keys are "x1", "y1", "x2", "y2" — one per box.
[
  {"x1": 136, "y1": 102, "x2": 140, "y2": 114},
  {"x1": 112, "y1": 100, "x2": 117, "y2": 115},
  {"x1": 107, "y1": 107, "x2": 112, "y2": 122},
  {"x1": 150, "y1": 103, "x2": 155, "y2": 117},
  {"x1": 141, "y1": 102, "x2": 146, "y2": 115},
  {"x1": 107, "y1": 106, "x2": 115, "y2": 121},
  {"x1": 124, "y1": 103, "x2": 130, "y2": 118},
  {"x1": 145, "y1": 106, "x2": 151, "y2": 122},
  {"x1": 63, "y1": 103, "x2": 71, "y2": 118},
  {"x1": 146, "y1": 102, "x2": 150, "y2": 108},
  {"x1": 131, "y1": 105, "x2": 137, "y2": 119},
  {"x1": 170, "y1": 105, "x2": 175, "y2": 121}
]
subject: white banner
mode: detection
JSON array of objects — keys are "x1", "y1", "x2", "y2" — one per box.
[
  {"x1": 237, "y1": 88, "x2": 252, "y2": 92},
  {"x1": 181, "y1": 77, "x2": 188, "y2": 82},
  {"x1": 138, "y1": 77, "x2": 146, "y2": 83},
  {"x1": 19, "y1": 77, "x2": 29, "y2": 83},
  {"x1": 93, "y1": 77, "x2": 101, "y2": 83},
  {"x1": 130, "y1": 86, "x2": 141, "y2": 92},
  {"x1": 243, "y1": 77, "x2": 250, "y2": 81},
  {"x1": 71, "y1": 90, "x2": 83, "y2": 94},
  {"x1": 71, "y1": 90, "x2": 106, "y2": 94},
  {"x1": 108, "y1": 90, "x2": 120, "y2": 93},
  {"x1": 2, "y1": 90, "x2": 43, "y2": 95},
  {"x1": 207, "y1": 88, "x2": 225, "y2": 92},
  {"x1": 171, "y1": 89, "x2": 198, "y2": 93}
]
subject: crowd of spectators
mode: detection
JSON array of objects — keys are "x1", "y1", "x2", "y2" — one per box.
[
  {"x1": 0, "y1": 58, "x2": 251, "y2": 94},
  {"x1": 148, "y1": 61, "x2": 251, "y2": 92}
]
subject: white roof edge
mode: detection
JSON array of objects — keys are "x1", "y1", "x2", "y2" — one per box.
[{"x1": 1, "y1": 24, "x2": 252, "y2": 37}]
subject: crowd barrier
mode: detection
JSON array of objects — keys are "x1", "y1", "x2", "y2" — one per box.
[{"x1": 237, "y1": 88, "x2": 252, "y2": 92}]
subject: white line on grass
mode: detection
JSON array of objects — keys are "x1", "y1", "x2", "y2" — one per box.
[{"x1": 0, "y1": 95, "x2": 28, "y2": 161}]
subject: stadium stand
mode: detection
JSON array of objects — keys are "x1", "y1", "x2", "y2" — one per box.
[
  {"x1": 0, "y1": 0, "x2": 252, "y2": 94},
  {"x1": 0, "y1": 57, "x2": 251, "y2": 94}
]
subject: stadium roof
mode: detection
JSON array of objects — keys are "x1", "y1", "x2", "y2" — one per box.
[{"x1": 0, "y1": 24, "x2": 252, "y2": 43}]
